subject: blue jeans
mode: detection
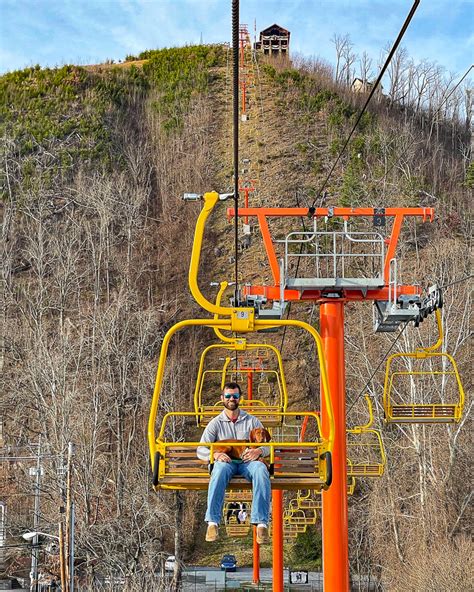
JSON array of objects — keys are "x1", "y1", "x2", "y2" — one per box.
[{"x1": 205, "y1": 460, "x2": 271, "y2": 525}]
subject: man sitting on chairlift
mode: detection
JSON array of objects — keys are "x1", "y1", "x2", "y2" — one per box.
[{"x1": 197, "y1": 382, "x2": 270, "y2": 544}]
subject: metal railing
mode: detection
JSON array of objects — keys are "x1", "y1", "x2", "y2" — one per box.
[{"x1": 278, "y1": 228, "x2": 385, "y2": 287}]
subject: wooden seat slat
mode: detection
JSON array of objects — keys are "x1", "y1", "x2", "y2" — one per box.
[{"x1": 389, "y1": 404, "x2": 459, "y2": 423}]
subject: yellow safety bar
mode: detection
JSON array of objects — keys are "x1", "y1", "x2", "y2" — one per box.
[
  {"x1": 347, "y1": 396, "x2": 386, "y2": 477},
  {"x1": 220, "y1": 357, "x2": 232, "y2": 389},
  {"x1": 382, "y1": 309, "x2": 465, "y2": 423},
  {"x1": 288, "y1": 499, "x2": 318, "y2": 523}
]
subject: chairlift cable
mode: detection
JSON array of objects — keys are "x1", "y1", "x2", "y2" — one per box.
[
  {"x1": 347, "y1": 322, "x2": 409, "y2": 415},
  {"x1": 439, "y1": 274, "x2": 473, "y2": 290},
  {"x1": 232, "y1": 0, "x2": 240, "y2": 305},
  {"x1": 308, "y1": 0, "x2": 421, "y2": 215},
  {"x1": 430, "y1": 64, "x2": 473, "y2": 121}
]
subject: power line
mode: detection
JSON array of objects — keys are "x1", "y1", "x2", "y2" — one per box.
[
  {"x1": 431, "y1": 64, "x2": 473, "y2": 121},
  {"x1": 308, "y1": 0, "x2": 421, "y2": 214}
]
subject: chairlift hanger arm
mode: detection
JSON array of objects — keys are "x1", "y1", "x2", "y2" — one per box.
[
  {"x1": 416, "y1": 307, "x2": 443, "y2": 353},
  {"x1": 187, "y1": 191, "x2": 253, "y2": 317},
  {"x1": 212, "y1": 281, "x2": 237, "y2": 342},
  {"x1": 348, "y1": 394, "x2": 374, "y2": 431}
]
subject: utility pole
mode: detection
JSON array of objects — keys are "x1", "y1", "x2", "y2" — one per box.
[
  {"x1": 64, "y1": 442, "x2": 74, "y2": 592},
  {"x1": 69, "y1": 503, "x2": 75, "y2": 592},
  {"x1": 58, "y1": 522, "x2": 67, "y2": 591},
  {"x1": 30, "y1": 441, "x2": 42, "y2": 592}
]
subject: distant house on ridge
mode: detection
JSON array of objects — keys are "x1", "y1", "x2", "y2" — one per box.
[
  {"x1": 254, "y1": 24, "x2": 290, "y2": 57},
  {"x1": 352, "y1": 77, "x2": 383, "y2": 95}
]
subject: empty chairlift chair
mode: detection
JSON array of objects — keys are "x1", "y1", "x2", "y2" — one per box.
[
  {"x1": 383, "y1": 309, "x2": 465, "y2": 423},
  {"x1": 194, "y1": 341, "x2": 288, "y2": 429},
  {"x1": 347, "y1": 395, "x2": 386, "y2": 478}
]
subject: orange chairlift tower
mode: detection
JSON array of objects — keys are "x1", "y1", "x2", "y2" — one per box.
[
  {"x1": 239, "y1": 24, "x2": 253, "y2": 121},
  {"x1": 228, "y1": 203, "x2": 435, "y2": 591}
]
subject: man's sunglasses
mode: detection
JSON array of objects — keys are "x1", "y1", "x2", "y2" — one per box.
[{"x1": 224, "y1": 393, "x2": 241, "y2": 399}]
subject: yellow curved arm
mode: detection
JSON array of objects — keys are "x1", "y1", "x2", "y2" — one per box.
[
  {"x1": 297, "y1": 489, "x2": 311, "y2": 502},
  {"x1": 189, "y1": 192, "x2": 256, "y2": 319},
  {"x1": 213, "y1": 282, "x2": 237, "y2": 342},
  {"x1": 417, "y1": 308, "x2": 443, "y2": 353},
  {"x1": 349, "y1": 394, "x2": 374, "y2": 431}
]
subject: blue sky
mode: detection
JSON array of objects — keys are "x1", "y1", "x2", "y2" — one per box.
[{"x1": 0, "y1": 0, "x2": 472, "y2": 77}]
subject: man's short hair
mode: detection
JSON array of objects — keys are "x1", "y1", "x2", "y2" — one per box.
[{"x1": 222, "y1": 382, "x2": 242, "y2": 395}]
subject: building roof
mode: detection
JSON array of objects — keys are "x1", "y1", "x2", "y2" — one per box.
[{"x1": 260, "y1": 23, "x2": 290, "y2": 37}]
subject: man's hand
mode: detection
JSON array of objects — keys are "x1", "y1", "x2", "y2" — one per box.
[
  {"x1": 242, "y1": 447, "x2": 262, "y2": 462},
  {"x1": 214, "y1": 452, "x2": 231, "y2": 462}
]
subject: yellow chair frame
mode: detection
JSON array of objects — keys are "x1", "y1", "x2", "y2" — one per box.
[
  {"x1": 151, "y1": 411, "x2": 330, "y2": 490},
  {"x1": 286, "y1": 504, "x2": 318, "y2": 525},
  {"x1": 347, "y1": 477, "x2": 356, "y2": 496},
  {"x1": 223, "y1": 502, "x2": 251, "y2": 537},
  {"x1": 383, "y1": 309, "x2": 465, "y2": 423},
  {"x1": 347, "y1": 396, "x2": 386, "y2": 477},
  {"x1": 296, "y1": 489, "x2": 322, "y2": 510}
]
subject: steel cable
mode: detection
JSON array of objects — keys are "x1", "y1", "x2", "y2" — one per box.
[
  {"x1": 308, "y1": 0, "x2": 421, "y2": 215},
  {"x1": 232, "y1": 0, "x2": 240, "y2": 304}
]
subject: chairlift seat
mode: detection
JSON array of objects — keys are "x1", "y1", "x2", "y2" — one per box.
[
  {"x1": 386, "y1": 403, "x2": 460, "y2": 423},
  {"x1": 153, "y1": 440, "x2": 331, "y2": 492}
]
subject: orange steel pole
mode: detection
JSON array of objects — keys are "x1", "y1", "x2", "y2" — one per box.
[
  {"x1": 272, "y1": 489, "x2": 284, "y2": 591},
  {"x1": 244, "y1": 187, "x2": 249, "y2": 225},
  {"x1": 320, "y1": 301, "x2": 349, "y2": 591},
  {"x1": 253, "y1": 526, "x2": 260, "y2": 584}
]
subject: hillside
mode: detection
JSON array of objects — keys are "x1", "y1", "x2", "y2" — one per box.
[{"x1": 1, "y1": 44, "x2": 472, "y2": 591}]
